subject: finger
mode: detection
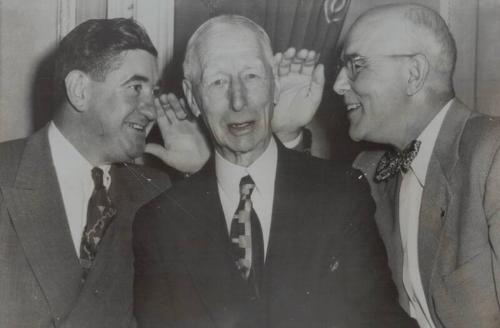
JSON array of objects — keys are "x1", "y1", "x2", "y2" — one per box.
[
  {"x1": 290, "y1": 48, "x2": 308, "y2": 73},
  {"x1": 310, "y1": 64, "x2": 325, "y2": 97},
  {"x1": 301, "y1": 50, "x2": 317, "y2": 76},
  {"x1": 278, "y1": 47, "x2": 296, "y2": 76},
  {"x1": 166, "y1": 93, "x2": 187, "y2": 120},
  {"x1": 164, "y1": 106, "x2": 177, "y2": 124},
  {"x1": 274, "y1": 52, "x2": 283, "y2": 66},
  {"x1": 144, "y1": 143, "x2": 169, "y2": 163}
]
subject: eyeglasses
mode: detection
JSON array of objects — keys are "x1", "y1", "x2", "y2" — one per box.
[{"x1": 337, "y1": 53, "x2": 418, "y2": 81}]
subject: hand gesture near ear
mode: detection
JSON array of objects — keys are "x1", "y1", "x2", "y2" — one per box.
[
  {"x1": 145, "y1": 93, "x2": 211, "y2": 174},
  {"x1": 272, "y1": 48, "x2": 325, "y2": 143}
]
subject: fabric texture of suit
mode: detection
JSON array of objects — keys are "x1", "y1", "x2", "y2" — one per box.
[
  {"x1": 353, "y1": 99, "x2": 500, "y2": 328},
  {"x1": 0, "y1": 126, "x2": 171, "y2": 328},
  {"x1": 134, "y1": 140, "x2": 416, "y2": 328}
]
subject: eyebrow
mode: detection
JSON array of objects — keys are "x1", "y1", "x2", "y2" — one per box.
[{"x1": 120, "y1": 74, "x2": 152, "y2": 86}]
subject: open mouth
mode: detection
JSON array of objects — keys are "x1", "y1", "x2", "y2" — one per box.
[
  {"x1": 346, "y1": 103, "x2": 362, "y2": 112},
  {"x1": 228, "y1": 121, "x2": 255, "y2": 134},
  {"x1": 127, "y1": 122, "x2": 146, "y2": 132}
]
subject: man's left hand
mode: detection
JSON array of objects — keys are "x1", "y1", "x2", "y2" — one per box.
[{"x1": 272, "y1": 48, "x2": 325, "y2": 143}]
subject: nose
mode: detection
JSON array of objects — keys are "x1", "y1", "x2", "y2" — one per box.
[
  {"x1": 229, "y1": 77, "x2": 247, "y2": 112},
  {"x1": 138, "y1": 91, "x2": 157, "y2": 121},
  {"x1": 333, "y1": 67, "x2": 350, "y2": 96}
]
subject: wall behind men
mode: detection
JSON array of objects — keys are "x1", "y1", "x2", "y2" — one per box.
[
  {"x1": 1, "y1": 0, "x2": 499, "y2": 148},
  {"x1": 0, "y1": 0, "x2": 58, "y2": 142}
]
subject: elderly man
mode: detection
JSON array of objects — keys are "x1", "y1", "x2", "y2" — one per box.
[
  {"x1": 333, "y1": 4, "x2": 500, "y2": 328},
  {"x1": 133, "y1": 15, "x2": 415, "y2": 328},
  {"x1": 0, "y1": 18, "x2": 210, "y2": 327}
]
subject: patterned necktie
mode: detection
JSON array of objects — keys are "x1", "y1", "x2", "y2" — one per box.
[
  {"x1": 229, "y1": 175, "x2": 264, "y2": 290},
  {"x1": 80, "y1": 167, "x2": 117, "y2": 271},
  {"x1": 374, "y1": 140, "x2": 421, "y2": 182}
]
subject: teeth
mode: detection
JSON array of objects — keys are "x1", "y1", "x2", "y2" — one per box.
[
  {"x1": 129, "y1": 123, "x2": 145, "y2": 131},
  {"x1": 346, "y1": 104, "x2": 361, "y2": 111},
  {"x1": 230, "y1": 122, "x2": 251, "y2": 128}
]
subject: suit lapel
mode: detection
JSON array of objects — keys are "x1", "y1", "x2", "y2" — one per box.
[
  {"x1": 418, "y1": 100, "x2": 471, "y2": 301},
  {"x1": 353, "y1": 151, "x2": 409, "y2": 310},
  {"x1": 2, "y1": 128, "x2": 82, "y2": 319},
  {"x1": 83, "y1": 163, "x2": 171, "y2": 292},
  {"x1": 171, "y1": 163, "x2": 256, "y2": 323}
]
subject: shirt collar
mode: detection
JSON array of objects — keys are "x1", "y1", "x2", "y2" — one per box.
[
  {"x1": 411, "y1": 99, "x2": 454, "y2": 186},
  {"x1": 48, "y1": 121, "x2": 111, "y2": 186},
  {"x1": 215, "y1": 138, "x2": 278, "y2": 198}
]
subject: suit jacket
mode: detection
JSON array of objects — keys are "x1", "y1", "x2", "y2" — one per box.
[
  {"x1": 0, "y1": 126, "x2": 171, "y2": 328},
  {"x1": 134, "y1": 141, "x2": 416, "y2": 328},
  {"x1": 353, "y1": 99, "x2": 500, "y2": 328}
]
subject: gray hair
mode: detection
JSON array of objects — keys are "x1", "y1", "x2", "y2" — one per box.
[
  {"x1": 183, "y1": 15, "x2": 274, "y2": 83},
  {"x1": 403, "y1": 4, "x2": 457, "y2": 77}
]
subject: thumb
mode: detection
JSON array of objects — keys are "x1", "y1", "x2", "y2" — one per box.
[{"x1": 144, "y1": 143, "x2": 170, "y2": 163}]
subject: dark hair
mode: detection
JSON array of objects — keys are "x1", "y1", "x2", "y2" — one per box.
[{"x1": 54, "y1": 18, "x2": 157, "y2": 102}]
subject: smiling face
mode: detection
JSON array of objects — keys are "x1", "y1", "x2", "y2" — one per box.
[
  {"x1": 333, "y1": 14, "x2": 414, "y2": 147},
  {"x1": 85, "y1": 49, "x2": 159, "y2": 163},
  {"x1": 185, "y1": 24, "x2": 277, "y2": 166}
]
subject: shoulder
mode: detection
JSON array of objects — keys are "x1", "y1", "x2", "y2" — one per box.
[
  {"x1": 0, "y1": 137, "x2": 28, "y2": 186},
  {"x1": 281, "y1": 147, "x2": 372, "y2": 201}
]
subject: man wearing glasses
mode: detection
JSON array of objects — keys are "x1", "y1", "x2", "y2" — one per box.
[{"x1": 333, "y1": 4, "x2": 500, "y2": 328}]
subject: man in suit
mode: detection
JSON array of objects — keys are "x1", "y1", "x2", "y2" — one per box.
[
  {"x1": 133, "y1": 15, "x2": 416, "y2": 328},
  {"x1": 0, "y1": 18, "x2": 197, "y2": 327},
  {"x1": 333, "y1": 4, "x2": 500, "y2": 327}
]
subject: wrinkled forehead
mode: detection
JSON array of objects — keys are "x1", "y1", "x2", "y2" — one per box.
[
  {"x1": 343, "y1": 14, "x2": 415, "y2": 57},
  {"x1": 196, "y1": 24, "x2": 271, "y2": 67}
]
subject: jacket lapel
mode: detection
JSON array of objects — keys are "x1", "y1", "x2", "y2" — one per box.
[
  {"x1": 171, "y1": 163, "x2": 256, "y2": 324},
  {"x1": 418, "y1": 100, "x2": 471, "y2": 301},
  {"x1": 353, "y1": 150, "x2": 408, "y2": 310},
  {"x1": 2, "y1": 128, "x2": 82, "y2": 319},
  {"x1": 82, "y1": 163, "x2": 172, "y2": 293},
  {"x1": 266, "y1": 145, "x2": 309, "y2": 268}
]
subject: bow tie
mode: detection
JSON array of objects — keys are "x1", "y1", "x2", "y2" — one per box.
[{"x1": 374, "y1": 140, "x2": 421, "y2": 182}]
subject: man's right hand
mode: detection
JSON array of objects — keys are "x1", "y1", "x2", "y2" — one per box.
[{"x1": 145, "y1": 93, "x2": 211, "y2": 174}]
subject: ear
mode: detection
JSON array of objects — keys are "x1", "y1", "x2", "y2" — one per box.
[
  {"x1": 407, "y1": 53, "x2": 429, "y2": 96},
  {"x1": 65, "y1": 70, "x2": 91, "y2": 112},
  {"x1": 182, "y1": 79, "x2": 201, "y2": 117}
]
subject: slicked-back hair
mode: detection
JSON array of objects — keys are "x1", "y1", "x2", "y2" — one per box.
[
  {"x1": 183, "y1": 15, "x2": 274, "y2": 84},
  {"x1": 54, "y1": 18, "x2": 157, "y2": 103}
]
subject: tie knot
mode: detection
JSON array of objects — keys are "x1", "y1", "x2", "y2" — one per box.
[
  {"x1": 91, "y1": 167, "x2": 104, "y2": 189},
  {"x1": 239, "y1": 175, "x2": 255, "y2": 198},
  {"x1": 374, "y1": 140, "x2": 421, "y2": 182}
]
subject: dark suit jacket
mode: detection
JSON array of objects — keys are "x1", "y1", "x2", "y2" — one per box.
[
  {"x1": 134, "y1": 142, "x2": 416, "y2": 328},
  {"x1": 354, "y1": 99, "x2": 500, "y2": 327},
  {"x1": 0, "y1": 126, "x2": 171, "y2": 328}
]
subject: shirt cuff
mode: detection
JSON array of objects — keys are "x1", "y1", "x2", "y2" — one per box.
[{"x1": 282, "y1": 131, "x2": 303, "y2": 149}]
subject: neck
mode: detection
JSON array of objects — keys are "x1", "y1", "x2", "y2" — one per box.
[
  {"x1": 215, "y1": 137, "x2": 271, "y2": 167},
  {"x1": 53, "y1": 112, "x2": 104, "y2": 166},
  {"x1": 392, "y1": 94, "x2": 453, "y2": 151}
]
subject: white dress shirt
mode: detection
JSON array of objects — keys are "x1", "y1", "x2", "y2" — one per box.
[
  {"x1": 48, "y1": 122, "x2": 111, "y2": 256},
  {"x1": 399, "y1": 99, "x2": 453, "y2": 328},
  {"x1": 216, "y1": 138, "x2": 278, "y2": 257}
]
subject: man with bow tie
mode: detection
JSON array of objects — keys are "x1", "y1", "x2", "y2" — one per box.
[
  {"x1": 133, "y1": 14, "x2": 415, "y2": 328},
  {"x1": 333, "y1": 4, "x2": 500, "y2": 328}
]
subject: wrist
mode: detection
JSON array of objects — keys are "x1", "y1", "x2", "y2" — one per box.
[{"x1": 275, "y1": 129, "x2": 302, "y2": 144}]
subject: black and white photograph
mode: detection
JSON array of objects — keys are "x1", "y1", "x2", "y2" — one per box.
[{"x1": 0, "y1": 0, "x2": 499, "y2": 327}]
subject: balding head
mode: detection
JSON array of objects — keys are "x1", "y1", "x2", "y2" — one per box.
[
  {"x1": 348, "y1": 4, "x2": 456, "y2": 88},
  {"x1": 183, "y1": 15, "x2": 274, "y2": 84},
  {"x1": 333, "y1": 4, "x2": 456, "y2": 149}
]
